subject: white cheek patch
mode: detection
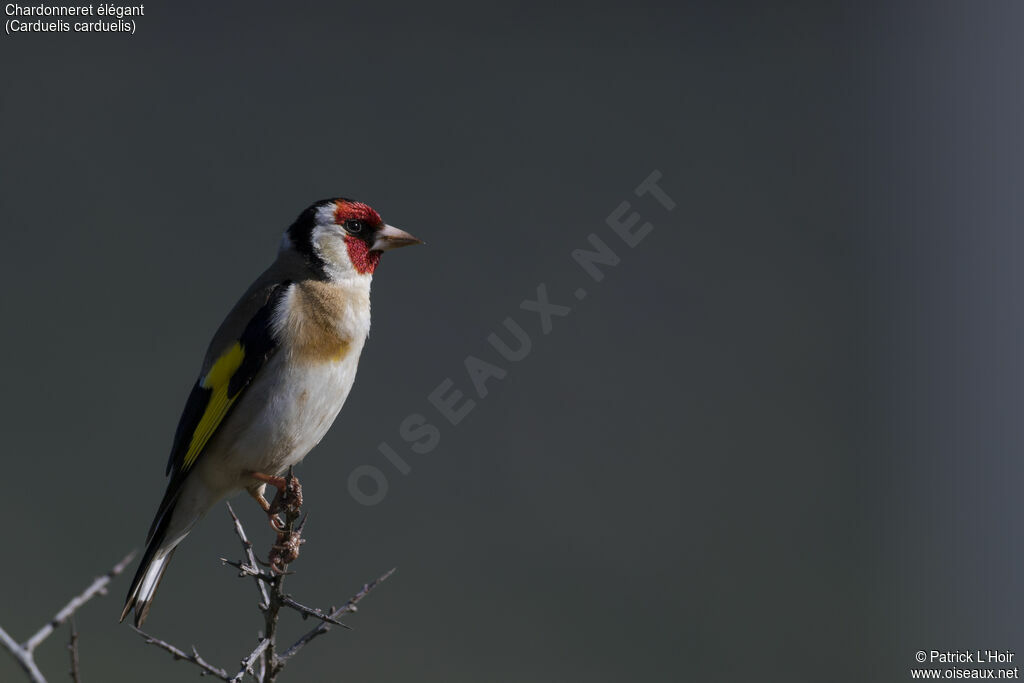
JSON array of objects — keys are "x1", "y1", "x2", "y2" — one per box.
[{"x1": 311, "y1": 226, "x2": 358, "y2": 279}]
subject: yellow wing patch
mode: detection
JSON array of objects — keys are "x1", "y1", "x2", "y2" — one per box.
[{"x1": 182, "y1": 343, "x2": 245, "y2": 470}]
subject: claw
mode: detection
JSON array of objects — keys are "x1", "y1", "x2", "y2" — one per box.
[
  {"x1": 247, "y1": 486, "x2": 289, "y2": 531},
  {"x1": 248, "y1": 469, "x2": 304, "y2": 572},
  {"x1": 250, "y1": 471, "x2": 303, "y2": 518}
]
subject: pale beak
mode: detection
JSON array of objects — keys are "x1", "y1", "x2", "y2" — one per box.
[{"x1": 372, "y1": 224, "x2": 423, "y2": 251}]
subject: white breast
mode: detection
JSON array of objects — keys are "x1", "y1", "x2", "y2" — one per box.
[
  {"x1": 232, "y1": 346, "x2": 364, "y2": 474},
  {"x1": 198, "y1": 278, "x2": 372, "y2": 493}
]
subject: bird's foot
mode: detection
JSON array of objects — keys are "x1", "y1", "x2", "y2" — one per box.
[
  {"x1": 247, "y1": 486, "x2": 288, "y2": 531},
  {"x1": 249, "y1": 469, "x2": 304, "y2": 572},
  {"x1": 250, "y1": 471, "x2": 303, "y2": 519}
]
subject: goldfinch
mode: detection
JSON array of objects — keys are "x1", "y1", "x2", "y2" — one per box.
[{"x1": 121, "y1": 198, "x2": 421, "y2": 627}]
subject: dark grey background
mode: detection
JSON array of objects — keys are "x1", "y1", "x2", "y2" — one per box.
[{"x1": 2, "y1": 1, "x2": 1023, "y2": 681}]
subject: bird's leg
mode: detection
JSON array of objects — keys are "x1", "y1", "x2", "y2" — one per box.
[
  {"x1": 249, "y1": 471, "x2": 303, "y2": 518},
  {"x1": 246, "y1": 484, "x2": 285, "y2": 531},
  {"x1": 249, "y1": 470, "x2": 305, "y2": 573}
]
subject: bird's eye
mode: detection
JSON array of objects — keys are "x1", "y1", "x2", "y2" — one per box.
[{"x1": 344, "y1": 219, "x2": 364, "y2": 235}]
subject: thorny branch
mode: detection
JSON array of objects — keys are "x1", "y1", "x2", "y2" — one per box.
[
  {"x1": 0, "y1": 552, "x2": 136, "y2": 683},
  {"x1": 0, "y1": 488, "x2": 391, "y2": 683},
  {"x1": 67, "y1": 619, "x2": 80, "y2": 683},
  {"x1": 137, "y1": 470, "x2": 394, "y2": 682},
  {"x1": 259, "y1": 469, "x2": 303, "y2": 682},
  {"x1": 227, "y1": 501, "x2": 270, "y2": 609},
  {"x1": 278, "y1": 567, "x2": 396, "y2": 665},
  {"x1": 130, "y1": 629, "x2": 230, "y2": 679}
]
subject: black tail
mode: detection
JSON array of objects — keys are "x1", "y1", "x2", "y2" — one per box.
[{"x1": 120, "y1": 490, "x2": 181, "y2": 627}]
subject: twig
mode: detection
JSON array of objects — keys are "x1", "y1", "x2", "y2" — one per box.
[
  {"x1": 139, "y1": 475, "x2": 395, "y2": 682},
  {"x1": 0, "y1": 626, "x2": 46, "y2": 683},
  {"x1": 262, "y1": 467, "x2": 301, "y2": 683},
  {"x1": 220, "y1": 558, "x2": 277, "y2": 584},
  {"x1": 230, "y1": 637, "x2": 270, "y2": 683},
  {"x1": 279, "y1": 595, "x2": 350, "y2": 628},
  {"x1": 226, "y1": 502, "x2": 270, "y2": 608},
  {"x1": 131, "y1": 628, "x2": 231, "y2": 680},
  {"x1": 278, "y1": 567, "x2": 396, "y2": 665},
  {"x1": 0, "y1": 552, "x2": 136, "y2": 683},
  {"x1": 68, "y1": 619, "x2": 80, "y2": 683},
  {"x1": 26, "y1": 552, "x2": 136, "y2": 654}
]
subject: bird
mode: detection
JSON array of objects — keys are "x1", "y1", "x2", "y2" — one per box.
[{"x1": 120, "y1": 198, "x2": 422, "y2": 627}]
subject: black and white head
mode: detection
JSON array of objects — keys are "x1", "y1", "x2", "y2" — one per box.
[{"x1": 283, "y1": 198, "x2": 421, "y2": 279}]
